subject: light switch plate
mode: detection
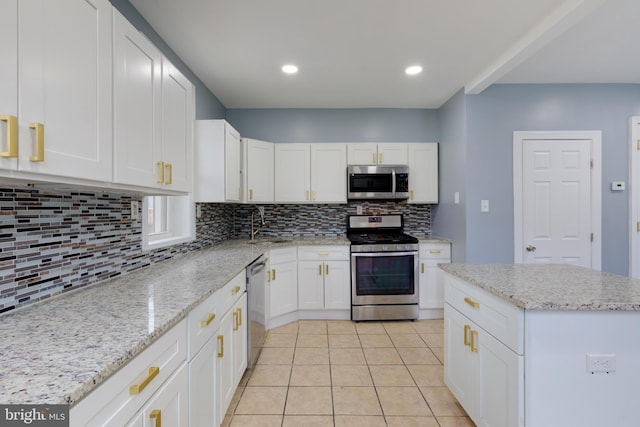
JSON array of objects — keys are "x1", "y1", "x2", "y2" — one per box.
[{"x1": 481, "y1": 199, "x2": 489, "y2": 213}]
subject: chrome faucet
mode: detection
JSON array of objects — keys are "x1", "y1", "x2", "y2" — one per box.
[{"x1": 250, "y1": 206, "x2": 266, "y2": 240}]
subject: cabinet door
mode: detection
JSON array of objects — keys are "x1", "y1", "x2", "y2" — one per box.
[
  {"x1": 0, "y1": 0, "x2": 18, "y2": 171},
  {"x1": 245, "y1": 139, "x2": 274, "y2": 202},
  {"x1": 419, "y1": 260, "x2": 449, "y2": 309},
  {"x1": 233, "y1": 294, "x2": 248, "y2": 384},
  {"x1": 298, "y1": 261, "x2": 324, "y2": 309},
  {"x1": 347, "y1": 143, "x2": 377, "y2": 165},
  {"x1": 323, "y1": 260, "x2": 351, "y2": 309},
  {"x1": 216, "y1": 308, "x2": 235, "y2": 421},
  {"x1": 275, "y1": 143, "x2": 310, "y2": 202},
  {"x1": 225, "y1": 124, "x2": 242, "y2": 202},
  {"x1": 113, "y1": 9, "x2": 162, "y2": 187},
  {"x1": 18, "y1": 0, "x2": 112, "y2": 181},
  {"x1": 189, "y1": 337, "x2": 217, "y2": 427},
  {"x1": 311, "y1": 143, "x2": 347, "y2": 202},
  {"x1": 141, "y1": 363, "x2": 189, "y2": 427},
  {"x1": 378, "y1": 143, "x2": 408, "y2": 164},
  {"x1": 160, "y1": 58, "x2": 194, "y2": 192},
  {"x1": 408, "y1": 143, "x2": 438, "y2": 203},
  {"x1": 269, "y1": 261, "x2": 298, "y2": 318},
  {"x1": 444, "y1": 304, "x2": 474, "y2": 414},
  {"x1": 473, "y1": 328, "x2": 523, "y2": 427}
]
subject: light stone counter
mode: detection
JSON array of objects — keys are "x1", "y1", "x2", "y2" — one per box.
[
  {"x1": 440, "y1": 263, "x2": 640, "y2": 310},
  {"x1": 0, "y1": 237, "x2": 349, "y2": 405}
]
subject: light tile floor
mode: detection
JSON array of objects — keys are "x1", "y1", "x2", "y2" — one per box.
[{"x1": 222, "y1": 319, "x2": 474, "y2": 427}]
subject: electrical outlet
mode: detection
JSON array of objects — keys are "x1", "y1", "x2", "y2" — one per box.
[
  {"x1": 196, "y1": 204, "x2": 202, "y2": 218},
  {"x1": 131, "y1": 201, "x2": 139, "y2": 221},
  {"x1": 356, "y1": 205, "x2": 363, "y2": 215},
  {"x1": 586, "y1": 353, "x2": 616, "y2": 374}
]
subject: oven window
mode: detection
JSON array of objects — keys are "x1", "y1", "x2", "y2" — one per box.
[{"x1": 354, "y1": 255, "x2": 415, "y2": 295}]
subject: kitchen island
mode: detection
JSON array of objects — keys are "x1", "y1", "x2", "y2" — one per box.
[{"x1": 440, "y1": 263, "x2": 640, "y2": 427}]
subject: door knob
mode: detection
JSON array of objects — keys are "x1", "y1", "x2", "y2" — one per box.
[{"x1": 526, "y1": 245, "x2": 537, "y2": 252}]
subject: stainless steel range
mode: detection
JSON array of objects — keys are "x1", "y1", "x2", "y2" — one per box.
[{"x1": 347, "y1": 214, "x2": 419, "y2": 321}]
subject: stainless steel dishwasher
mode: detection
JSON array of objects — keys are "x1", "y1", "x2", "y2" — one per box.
[{"x1": 246, "y1": 254, "x2": 267, "y2": 368}]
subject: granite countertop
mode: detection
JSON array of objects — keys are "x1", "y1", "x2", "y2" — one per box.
[
  {"x1": 440, "y1": 263, "x2": 640, "y2": 311},
  {"x1": 0, "y1": 236, "x2": 349, "y2": 406}
]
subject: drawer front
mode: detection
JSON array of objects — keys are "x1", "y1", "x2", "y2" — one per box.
[
  {"x1": 419, "y1": 243, "x2": 451, "y2": 260},
  {"x1": 70, "y1": 319, "x2": 187, "y2": 427},
  {"x1": 269, "y1": 247, "x2": 297, "y2": 264},
  {"x1": 297, "y1": 245, "x2": 350, "y2": 261},
  {"x1": 188, "y1": 291, "x2": 222, "y2": 358},
  {"x1": 444, "y1": 273, "x2": 523, "y2": 354},
  {"x1": 216, "y1": 270, "x2": 247, "y2": 320}
]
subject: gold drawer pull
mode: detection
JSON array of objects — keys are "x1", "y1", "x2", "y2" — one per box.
[
  {"x1": 429, "y1": 249, "x2": 441, "y2": 254},
  {"x1": 217, "y1": 335, "x2": 224, "y2": 358},
  {"x1": 463, "y1": 325, "x2": 471, "y2": 346},
  {"x1": 28, "y1": 122, "x2": 44, "y2": 162},
  {"x1": 470, "y1": 330, "x2": 479, "y2": 353},
  {"x1": 150, "y1": 409, "x2": 161, "y2": 427},
  {"x1": 231, "y1": 285, "x2": 241, "y2": 295},
  {"x1": 201, "y1": 312, "x2": 216, "y2": 328},
  {"x1": 156, "y1": 161, "x2": 165, "y2": 183},
  {"x1": 325, "y1": 264, "x2": 329, "y2": 275},
  {"x1": 165, "y1": 163, "x2": 172, "y2": 184},
  {"x1": 129, "y1": 366, "x2": 160, "y2": 395},
  {"x1": 421, "y1": 262, "x2": 424, "y2": 274},
  {"x1": 0, "y1": 115, "x2": 18, "y2": 158},
  {"x1": 318, "y1": 264, "x2": 322, "y2": 275},
  {"x1": 318, "y1": 251, "x2": 329, "y2": 256},
  {"x1": 464, "y1": 297, "x2": 480, "y2": 308}
]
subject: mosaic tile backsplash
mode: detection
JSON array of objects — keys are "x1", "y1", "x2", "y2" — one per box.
[{"x1": 0, "y1": 187, "x2": 430, "y2": 314}]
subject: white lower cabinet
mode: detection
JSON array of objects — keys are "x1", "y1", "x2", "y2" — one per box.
[
  {"x1": 297, "y1": 246, "x2": 350, "y2": 311},
  {"x1": 132, "y1": 363, "x2": 189, "y2": 427},
  {"x1": 444, "y1": 274, "x2": 524, "y2": 427},
  {"x1": 268, "y1": 247, "x2": 298, "y2": 319},
  {"x1": 189, "y1": 337, "x2": 217, "y2": 427},
  {"x1": 419, "y1": 242, "x2": 451, "y2": 314}
]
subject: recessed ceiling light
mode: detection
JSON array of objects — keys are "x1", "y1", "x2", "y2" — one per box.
[
  {"x1": 282, "y1": 64, "x2": 299, "y2": 74},
  {"x1": 405, "y1": 65, "x2": 423, "y2": 75}
]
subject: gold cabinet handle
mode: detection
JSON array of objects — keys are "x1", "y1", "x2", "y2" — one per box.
[
  {"x1": 249, "y1": 188, "x2": 254, "y2": 200},
  {"x1": 311, "y1": 190, "x2": 316, "y2": 201},
  {"x1": 217, "y1": 335, "x2": 224, "y2": 358},
  {"x1": 470, "y1": 330, "x2": 479, "y2": 353},
  {"x1": 379, "y1": 153, "x2": 383, "y2": 164},
  {"x1": 150, "y1": 409, "x2": 161, "y2": 427},
  {"x1": 325, "y1": 264, "x2": 329, "y2": 275},
  {"x1": 463, "y1": 325, "x2": 471, "y2": 347},
  {"x1": 421, "y1": 262, "x2": 424, "y2": 274},
  {"x1": 410, "y1": 190, "x2": 414, "y2": 200},
  {"x1": 430, "y1": 249, "x2": 441, "y2": 254},
  {"x1": 129, "y1": 366, "x2": 160, "y2": 395},
  {"x1": 237, "y1": 307, "x2": 242, "y2": 327},
  {"x1": 165, "y1": 163, "x2": 172, "y2": 184},
  {"x1": 28, "y1": 122, "x2": 44, "y2": 162},
  {"x1": 318, "y1": 264, "x2": 322, "y2": 275},
  {"x1": 464, "y1": 297, "x2": 480, "y2": 308},
  {"x1": 233, "y1": 310, "x2": 239, "y2": 331},
  {"x1": 0, "y1": 115, "x2": 18, "y2": 158},
  {"x1": 231, "y1": 285, "x2": 241, "y2": 295},
  {"x1": 318, "y1": 251, "x2": 329, "y2": 256},
  {"x1": 272, "y1": 269, "x2": 276, "y2": 281},
  {"x1": 306, "y1": 190, "x2": 309, "y2": 201},
  {"x1": 201, "y1": 312, "x2": 216, "y2": 328},
  {"x1": 156, "y1": 161, "x2": 165, "y2": 183},
  {"x1": 372, "y1": 153, "x2": 376, "y2": 163}
]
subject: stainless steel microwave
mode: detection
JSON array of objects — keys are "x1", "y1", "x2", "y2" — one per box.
[{"x1": 347, "y1": 165, "x2": 410, "y2": 200}]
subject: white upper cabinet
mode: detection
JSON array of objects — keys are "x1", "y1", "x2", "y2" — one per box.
[
  {"x1": 408, "y1": 143, "x2": 439, "y2": 203},
  {"x1": 243, "y1": 138, "x2": 274, "y2": 203},
  {"x1": 113, "y1": 10, "x2": 193, "y2": 193},
  {"x1": 0, "y1": 1, "x2": 18, "y2": 171},
  {"x1": 275, "y1": 143, "x2": 346, "y2": 203},
  {"x1": 14, "y1": 0, "x2": 113, "y2": 181},
  {"x1": 347, "y1": 143, "x2": 407, "y2": 165},
  {"x1": 113, "y1": 9, "x2": 162, "y2": 188},
  {"x1": 159, "y1": 58, "x2": 194, "y2": 192},
  {"x1": 194, "y1": 120, "x2": 242, "y2": 202}
]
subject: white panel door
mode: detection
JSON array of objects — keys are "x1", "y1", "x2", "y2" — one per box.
[
  {"x1": 140, "y1": 364, "x2": 189, "y2": 427},
  {"x1": 18, "y1": 0, "x2": 112, "y2": 180},
  {"x1": 0, "y1": 0, "x2": 18, "y2": 171},
  {"x1": 224, "y1": 124, "x2": 242, "y2": 202},
  {"x1": 408, "y1": 143, "x2": 439, "y2": 203},
  {"x1": 275, "y1": 143, "x2": 310, "y2": 202},
  {"x1": 245, "y1": 139, "x2": 274, "y2": 202},
  {"x1": 311, "y1": 143, "x2": 347, "y2": 202},
  {"x1": 298, "y1": 261, "x2": 324, "y2": 309},
  {"x1": 113, "y1": 9, "x2": 162, "y2": 187},
  {"x1": 323, "y1": 260, "x2": 351, "y2": 310},
  {"x1": 521, "y1": 139, "x2": 592, "y2": 267},
  {"x1": 269, "y1": 261, "x2": 298, "y2": 318},
  {"x1": 378, "y1": 143, "x2": 408, "y2": 165},
  {"x1": 347, "y1": 143, "x2": 377, "y2": 164}
]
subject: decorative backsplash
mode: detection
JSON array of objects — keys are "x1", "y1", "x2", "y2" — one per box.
[{"x1": 0, "y1": 187, "x2": 430, "y2": 314}]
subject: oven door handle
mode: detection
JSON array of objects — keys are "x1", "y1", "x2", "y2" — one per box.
[{"x1": 351, "y1": 251, "x2": 418, "y2": 258}]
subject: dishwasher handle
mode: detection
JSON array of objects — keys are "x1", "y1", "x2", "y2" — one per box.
[{"x1": 248, "y1": 255, "x2": 267, "y2": 275}]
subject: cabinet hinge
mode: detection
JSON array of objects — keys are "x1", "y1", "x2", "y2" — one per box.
[{"x1": 591, "y1": 232, "x2": 594, "y2": 242}]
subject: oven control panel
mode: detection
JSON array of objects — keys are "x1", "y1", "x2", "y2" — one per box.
[{"x1": 350, "y1": 243, "x2": 419, "y2": 253}]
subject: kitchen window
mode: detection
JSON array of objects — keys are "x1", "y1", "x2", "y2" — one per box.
[{"x1": 142, "y1": 194, "x2": 195, "y2": 250}]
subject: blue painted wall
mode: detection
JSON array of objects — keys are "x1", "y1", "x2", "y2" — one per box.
[
  {"x1": 464, "y1": 84, "x2": 640, "y2": 275},
  {"x1": 225, "y1": 109, "x2": 439, "y2": 143},
  {"x1": 109, "y1": 0, "x2": 226, "y2": 119},
  {"x1": 432, "y1": 90, "x2": 467, "y2": 262}
]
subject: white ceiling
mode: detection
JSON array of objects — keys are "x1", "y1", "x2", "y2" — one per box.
[{"x1": 129, "y1": 0, "x2": 640, "y2": 109}]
